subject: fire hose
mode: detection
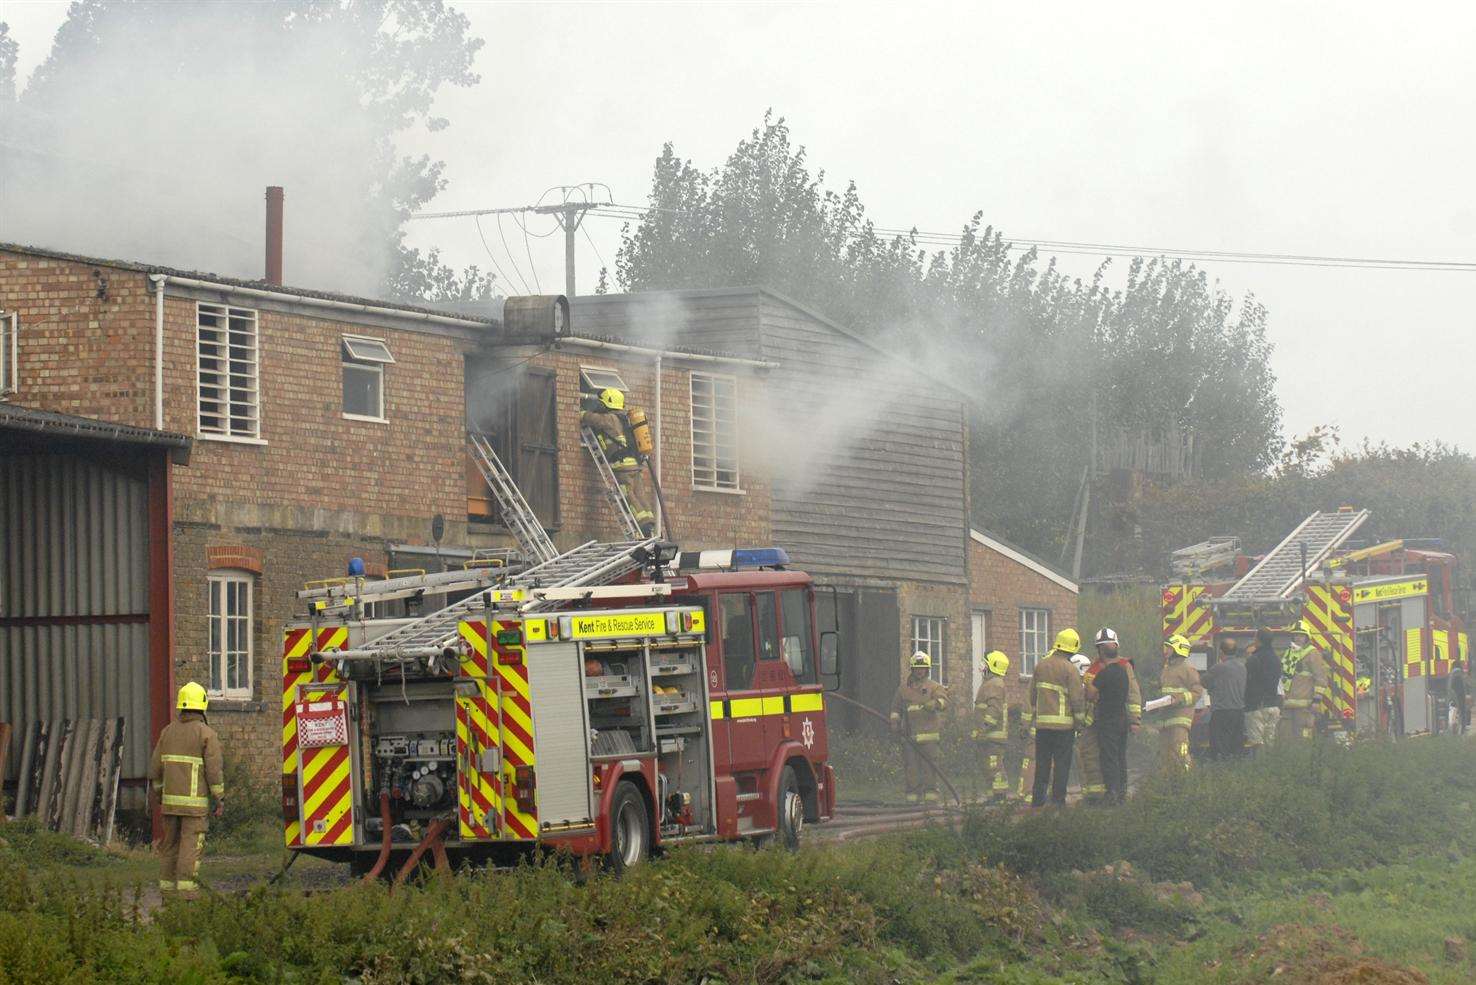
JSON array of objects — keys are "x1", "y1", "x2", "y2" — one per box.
[
  {"x1": 392, "y1": 816, "x2": 453, "y2": 888},
  {"x1": 360, "y1": 792, "x2": 395, "y2": 883},
  {"x1": 823, "y1": 691, "x2": 962, "y2": 806}
]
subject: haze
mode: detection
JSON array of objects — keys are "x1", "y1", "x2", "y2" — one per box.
[{"x1": 6, "y1": 0, "x2": 1473, "y2": 454}]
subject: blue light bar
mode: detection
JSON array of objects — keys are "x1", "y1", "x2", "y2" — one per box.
[
  {"x1": 676, "y1": 547, "x2": 791, "y2": 571},
  {"x1": 731, "y1": 548, "x2": 790, "y2": 569}
]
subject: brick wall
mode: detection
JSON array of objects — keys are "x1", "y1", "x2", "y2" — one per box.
[
  {"x1": 896, "y1": 580, "x2": 972, "y2": 705},
  {"x1": 969, "y1": 533, "x2": 1079, "y2": 705}
]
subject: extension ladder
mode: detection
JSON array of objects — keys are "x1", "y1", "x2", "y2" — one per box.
[
  {"x1": 325, "y1": 538, "x2": 659, "y2": 661},
  {"x1": 468, "y1": 431, "x2": 558, "y2": 565},
  {"x1": 579, "y1": 425, "x2": 648, "y2": 541},
  {"x1": 1219, "y1": 509, "x2": 1370, "y2": 601}
]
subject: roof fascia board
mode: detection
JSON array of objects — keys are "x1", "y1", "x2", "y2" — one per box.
[
  {"x1": 561, "y1": 334, "x2": 776, "y2": 369},
  {"x1": 970, "y1": 528, "x2": 1079, "y2": 593}
]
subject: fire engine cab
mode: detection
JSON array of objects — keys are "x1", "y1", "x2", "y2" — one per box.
[{"x1": 281, "y1": 544, "x2": 838, "y2": 872}]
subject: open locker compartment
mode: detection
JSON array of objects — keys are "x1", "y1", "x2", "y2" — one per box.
[{"x1": 646, "y1": 638, "x2": 715, "y2": 839}]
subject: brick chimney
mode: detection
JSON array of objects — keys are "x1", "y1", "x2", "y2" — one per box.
[{"x1": 265, "y1": 186, "x2": 284, "y2": 285}]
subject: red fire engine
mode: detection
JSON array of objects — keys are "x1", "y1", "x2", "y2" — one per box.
[{"x1": 280, "y1": 545, "x2": 838, "y2": 872}]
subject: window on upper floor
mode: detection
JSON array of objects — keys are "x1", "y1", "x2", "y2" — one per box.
[
  {"x1": 0, "y1": 311, "x2": 16, "y2": 397},
  {"x1": 579, "y1": 366, "x2": 628, "y2": 395},
  {"x1": 341, "y1": 335, "x2": 395, "y2": 421},
  {"x1": 207, "y1": 571, "x2": 254, "y2": 700},
  {"x1": 690, "y1": 372, "x2": 740, "y2": 491},
  {"x1": 197, "y1": 302, "x2": 260, "y2": 439}
]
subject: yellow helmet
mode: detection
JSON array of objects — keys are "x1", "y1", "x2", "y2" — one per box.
[
  {"x1": 176, "y1": 681, "x2": 209, "y2": 712},
  {"x1": 985, "y1": 650, "x2": 1010, "y2": 676},
  {"x1": 599, "y1": 387, "x2": 625, "y2": 411},
  {"x1": 1166, "y1": 634, "x2": 1192, "y2": 658},
  {"x1": 909, "y1": 650, "x2": 932, "y2": 670},
  {"x1": 1052, "y1": 628, "x2": 1081, "y2": 655}
]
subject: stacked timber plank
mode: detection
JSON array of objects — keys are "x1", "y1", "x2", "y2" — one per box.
[{"x1": 9, "y1": 718, "x2": 127, "y2": 844}]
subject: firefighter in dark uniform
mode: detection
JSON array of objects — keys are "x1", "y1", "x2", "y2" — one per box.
[
  {"x1": 149, "y1": 682, "x2": 225, "y2": 898},
  {"x1": 581, "y1": 387, "x2": 656, "y2": 535}
]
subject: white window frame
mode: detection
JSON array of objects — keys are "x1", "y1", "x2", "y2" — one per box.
[
  {"x1": 912, "y1": 615, "x2": 947, "y2": 684},
  {"x1": 0, "y1": 311, "x2": 16, "y2": 397},
  {"x1": 341, "y1": 334, "x2": 394, "y2": 423},
  {"x1": 690, "y1": 371, "x2": 741, "y2": 492},
  {"x1": 207, "y1": 571, "x2": 254, "y2": 700},
  {"x1": 971, "y1": 610, "x2": 990, "y2": 702},
  {"x1": 1020, "y1": 607, "x2": 1051, "y2": 677},
  {"x1": 196, "y1": 302, "x2": 262, "y2": 442},
  {"x1": 579, "y1": 365, "x2": 628, "y2": 394}
]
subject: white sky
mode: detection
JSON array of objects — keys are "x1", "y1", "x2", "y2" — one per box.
[{"x1": 7, "y1": 0, "x2": 1475, "y2": 452}]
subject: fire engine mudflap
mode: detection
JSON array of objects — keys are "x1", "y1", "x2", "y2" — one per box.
[{"x1": 282, "y1": 590, "x2": 835, "y2": 872}]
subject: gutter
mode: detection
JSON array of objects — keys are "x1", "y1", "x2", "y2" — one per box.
[
  {"x1": 158, "y1": 274, "x2": 500, "y2": 332},
  {"x1": 560, "y1": 335, "x2": 777, "y2": 369}
]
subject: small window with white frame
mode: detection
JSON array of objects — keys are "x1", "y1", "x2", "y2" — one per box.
[
  {"x1": 690, "y1": 372, "x2": 740, "y2": 491},
  {"x1": 579, "y1": 366, "x2": 628, "y2": 395},
  {"x1": 341, "y1": 335, "x2": 394, "y2": 421},
  {"x1": 207, "y1": 571, "x2": 254, "y2": 699},
  {"x1": 911, "y1": 615, "x2": 946, "y2": 684},
  {"x1": 197, "y1": 302, "x2": 260, "y2": 439},
  {"x1": 1020, "y1": 607, "x2": 1051, "y2": 676},
  {"x1": 0, "y1": 311, "x2": 16, "y2": 397}
]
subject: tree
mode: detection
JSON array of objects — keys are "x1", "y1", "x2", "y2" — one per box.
[
  {"x1": 615, "y1": 114, "x2": 1283, "y2": 560},
  {"x1": 2, "y1": 0, "x2": 492, "y2": 302},
  {"x1": 0, "y1": 22, "x2": 17, "y2": 104}
]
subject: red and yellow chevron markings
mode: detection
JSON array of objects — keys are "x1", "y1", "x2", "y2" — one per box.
[
  {"x1": 491, "y1": 618, "x2": 537, "y2": 840},
  {"x1": 281, "y1": 626, "x2": 351, "y2": 847},
  {"x1": 1304, "y1": 585, "x2": 1355, "y2": 720},
  {"x1": 1162, "y1": 585, "x2": 1214, "y2": 644},
  {"x1": 456, "y1": 619, "x2": 501, "y2": 840}
]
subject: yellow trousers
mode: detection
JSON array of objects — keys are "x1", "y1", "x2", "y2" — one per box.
[
  {"x1": 1159, "y1": 724, "x2": 1192, "y2": 773},
  {"x1": 157, "y1": 813, "x2": 208, "y2": 892}
]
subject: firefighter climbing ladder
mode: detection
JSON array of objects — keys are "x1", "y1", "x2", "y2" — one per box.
[
  {"x1": 579, "y1": 425, "x2": 647, "y2": 541},
  {"x1": 318, "y1": 538, "x2": 659, "y2": 661},
  {"x1": 467, "y1": 431, "x2": 558, "y2": 566},
  {"x1": 1220, "y1": 509, "x2": 1371, "y2": 601}
]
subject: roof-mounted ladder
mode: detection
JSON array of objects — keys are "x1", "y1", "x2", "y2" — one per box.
[
  {"x1": 467, "y1": 431, "x2": 558, "y2": 566},
  {"x1": 579, "y1": 425, "x2": 647, "y2": 541},
  {"x1": 1219, "y1": 509, "x2": 1370, "y2": 602},
  {"x1": 322, "y1": 538, "x2": 660, "y2": 662}
]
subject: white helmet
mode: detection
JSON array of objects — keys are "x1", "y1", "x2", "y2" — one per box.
[
  {"x1": 1070, "y1": 652, "x2": 1091, "y2": 676},
  {"x1": 1094, "y1": 627, "x2": 1119, "y2": 647}
]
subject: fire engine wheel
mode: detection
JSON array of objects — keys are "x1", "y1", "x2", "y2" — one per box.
[
  {"x1": 776, "y1": 765, "x2": 804, "y2": 850},
  {"x1": 606, "y1": 781, "x2": 650, "y2": 873}
]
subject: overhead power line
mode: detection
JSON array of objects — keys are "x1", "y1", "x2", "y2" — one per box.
[{"x1": 578, "y1": 203, "x2": 1476, "y2": 273}]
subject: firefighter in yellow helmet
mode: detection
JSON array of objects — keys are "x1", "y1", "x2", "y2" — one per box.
[
  {"x1": 1028, "y1": 629, "x2": 1086, "y2": 807},
  {"x1": 1278, "y1": 627, "x2": 1330, "y2": 742},
  {"x1": 580, "y1": 387, "x2": 656, "y2": 536},
  {"x1": 148, "y1": 682, "x2": 225, "y2": 898},
  {"x1": 1158, "y1": 634, "x2": 1204, "y2": 773},
  {"x1": 890, "y1": 650, "x2": 949, "y2": 803},
  {"x1": 971, "y1": 650, "x2": 1012, "y2": 802}
]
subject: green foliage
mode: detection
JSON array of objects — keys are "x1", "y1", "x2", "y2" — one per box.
[
  {"x1": 1078, "y1": 583, "x2": 1165, "y2": 682},
  {"x1": 615, "y1": 114, "x2": 1282, "y2": 558},
  {"x1": 1132, "y1": 440, "x2": 1476, "y2": 575},
  {"x1": 210, "y1": 756, "x2": 282, "y2": 850},
  {"x1": 0, "y1": 818, "x2": 118, "y2": 869}
]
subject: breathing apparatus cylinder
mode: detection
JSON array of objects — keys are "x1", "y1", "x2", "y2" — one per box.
[{"x1": 629, "y1": 407, "x2": 655, "y2": 456}]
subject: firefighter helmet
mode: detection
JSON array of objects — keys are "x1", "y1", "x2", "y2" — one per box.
[
  {"x1": 985, "y1": 650, "x2": 1010, "y2": 676},
  {"x1": 599, "y1": 387, "x2": 625, "y2": 411},
  {"x1": 1094, "y1": 627, "x2": 1119, "y2": 647},
  {"x1": 909, "y1": 650, "x2": 932, "y2": 670},
  {"x1": 1052, "y1": 628, "x2": 1081, "y2": 654},
  {"x1": 176, "y1": 681, "x2": 209, "y2": 712},
  {"x1": 1166, "y1": 634, "x2": 1193, "y2": 658}
]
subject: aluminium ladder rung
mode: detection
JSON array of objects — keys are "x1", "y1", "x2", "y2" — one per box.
[
  {"x1": 579, "y1": 426, "x2": 647, "y2": 541},
  {"x1": 467, "y1": 431, "x2": 558, "y2": 565},
  {"x1": 1220, "y1": 509, "x2": 1370, "y2": 601}
]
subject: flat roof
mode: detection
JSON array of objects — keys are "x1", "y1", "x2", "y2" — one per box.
[{"x1": 0, "y1": 404, "x2": 192, "y2": 463}]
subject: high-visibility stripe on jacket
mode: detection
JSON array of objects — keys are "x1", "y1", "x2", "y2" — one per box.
[
  {"x1": 1029, "y1": 652, "x2": 1085, "y2": 731},
  {"x1": 149, "y1": 715, "x2": 225, "y2": 818},
  {"x1": 972, "y1": 674, "x2": 1009, "y2": 741},
  {"x1": 891, "y1": 675, "x2": 948, "y2": 740},
  {"x1": 1283, "y1": 645, "x2": 1330, "y2": 713},
  {"x1": 1159, "y1": 656, "x2": 1204, "y2": 729}
]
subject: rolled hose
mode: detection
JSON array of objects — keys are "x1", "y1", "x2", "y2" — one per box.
[{"x1": 360, "y1": 792, "x2": 394, "y2": 883}]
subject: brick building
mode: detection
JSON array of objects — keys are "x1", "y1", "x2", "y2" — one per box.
[
  {"x1": 968, "y1": 527, "x2": 1080, "y2": 704},
  {"x1": 0, "y1": 243, "x2": 773, "y2": 792}
]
